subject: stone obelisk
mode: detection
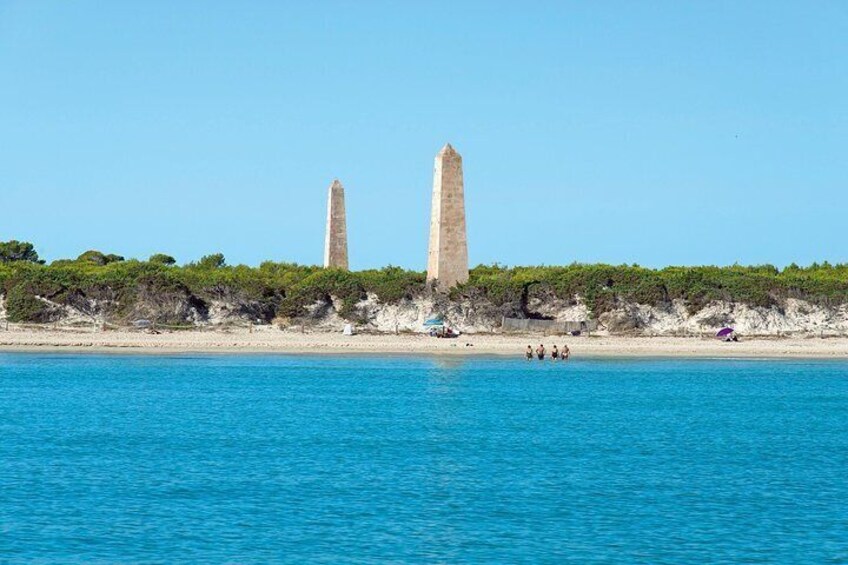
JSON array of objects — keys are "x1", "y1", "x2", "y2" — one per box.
[
  {"x1": 323, "y1": 179, "x2": 348, "y2": 269},
  {"x1": 426, "y1": 143, "x2": 469, "y2": 289}
]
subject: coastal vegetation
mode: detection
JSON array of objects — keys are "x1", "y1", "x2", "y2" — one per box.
[{"x1": 2, "y1": 240, "x2": 848, "y2": 325}]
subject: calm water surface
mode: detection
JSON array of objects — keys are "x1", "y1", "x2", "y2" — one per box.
[{"x1": 1, "y1": 354, "x2": 847, "y2": 563}]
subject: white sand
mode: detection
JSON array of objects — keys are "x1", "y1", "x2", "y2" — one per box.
[{"x1": 1, "y1": 326, "x2": 847, "y2": 358}]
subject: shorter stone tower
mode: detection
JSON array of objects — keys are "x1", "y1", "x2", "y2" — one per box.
[
  {"x1": 323, "y1": 179, "x2": 348, "y2": 270},
  {"x1": 426, "y1": 143, "x2": 469, "y2": 289}
]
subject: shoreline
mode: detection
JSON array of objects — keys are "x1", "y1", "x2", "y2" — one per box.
[{"x1": 1, "y1": 328, "x2": 847, "y2": 358}]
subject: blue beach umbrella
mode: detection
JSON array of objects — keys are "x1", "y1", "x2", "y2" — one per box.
[{"x1": 423, "y1": 318, "x2": 444, "y2": 327}]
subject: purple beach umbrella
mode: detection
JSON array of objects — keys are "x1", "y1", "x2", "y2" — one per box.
[{"x1": 716, "y1": 327, "x2": 735, "y2": 338}]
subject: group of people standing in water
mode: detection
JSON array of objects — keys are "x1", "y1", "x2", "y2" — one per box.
[{"x1": 526, "y1": 344, "x2": 570, "y2": 361}]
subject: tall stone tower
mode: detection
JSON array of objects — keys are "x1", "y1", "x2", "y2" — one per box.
[
  {"x1": 427, "y1": 143, "x2": 469, "y2": 290},
  {"x1": 323, "y1": 179, "x2": 348, "y2": 269}
]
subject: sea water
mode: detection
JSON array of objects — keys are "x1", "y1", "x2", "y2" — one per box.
[{"x1": 1, "y1": 354, "x2": 846, "y2": 563}]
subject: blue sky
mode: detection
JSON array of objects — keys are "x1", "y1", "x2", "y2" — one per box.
[{"x1": 1, "y1": 1, "x2": 846, "y2": 269}]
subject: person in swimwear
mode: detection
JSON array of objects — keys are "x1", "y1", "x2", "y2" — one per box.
[
  {"x1": 562, "y1": 344, "x2": 570, "y2": 361},
  {"x1": 525, "y1": 345, "x2": 533, "y2": 361},
  {"x1": 536, "y1": 344, "x2": 545, "y2": 360},
  {"x1": 551, "y1": 345, "x2": 559, "y2": 360}
]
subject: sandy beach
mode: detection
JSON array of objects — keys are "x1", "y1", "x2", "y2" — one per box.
[{"x1": 1, "y1": 326, "x2": 847, "y2": 358}]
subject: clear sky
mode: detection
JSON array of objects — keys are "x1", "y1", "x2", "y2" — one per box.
[{"x1": 1, "y1": 1, "x2": 846, "y2": 269}]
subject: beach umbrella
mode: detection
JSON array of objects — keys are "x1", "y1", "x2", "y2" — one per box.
[
  {"x1": 423, "y1": 318, "x2": 444, "y2": 327},
  {"x1": 716, "y1": 327, "x2": 735, "y2": 338}
]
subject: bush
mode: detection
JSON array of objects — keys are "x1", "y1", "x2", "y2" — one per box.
[
  {"x1": 4, "y1": 283, "x2": 58, "y2": 323},
  {"x1": 4, "y1": 244, "x2": 848, "y2": 324}
]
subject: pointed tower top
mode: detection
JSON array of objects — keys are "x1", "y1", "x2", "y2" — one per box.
[
  {"x1": 438, "y1": 143, "x2": 458, "y2": 156},
  {"x1": 330, "y1": 179, "x2": 344, "y2": 190}
]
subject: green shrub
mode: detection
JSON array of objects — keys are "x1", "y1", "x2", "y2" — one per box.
[
  {"x1": 3, "y1": 245, "x2": 848, "y2": 323},
  {"x1": 4, "y1": 283, "x2": 57, "y2": 323}
]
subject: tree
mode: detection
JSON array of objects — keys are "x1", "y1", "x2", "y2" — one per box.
[
  {"x1": 0, "y1": 240, "x2": 42, "y2": 264},
  {"x1": 76, "y1": 250, "x2": 124, "y2": 266},
  {"x1": 149, "y1": 253, "x2": 177, "y2": 265},
  {"x1": 198, "y1": 253, "x2": 226, "y2": 269}
]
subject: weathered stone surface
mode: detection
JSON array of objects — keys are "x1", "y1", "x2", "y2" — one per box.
[
  {"x1": 323, "y1": 179, "x2": 348, "y2": 269},
  {"x1": 426, "y1": 143, "x2": 469, "y2": 290}
]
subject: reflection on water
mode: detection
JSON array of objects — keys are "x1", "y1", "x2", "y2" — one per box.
[{"x1": 429, "y1": 356, "x2": 469, "y2": 371}]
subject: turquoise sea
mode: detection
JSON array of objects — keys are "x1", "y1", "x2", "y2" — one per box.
[{"x1": 1, "y1": 354, "x2": 846, "y2": 563}]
